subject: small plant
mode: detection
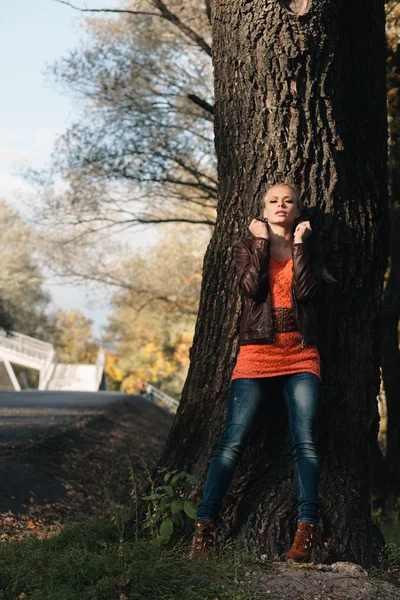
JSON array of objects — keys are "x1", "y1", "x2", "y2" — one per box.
[
  {"x1": 378, "y1": 541, "x2": 400, "y2": 568},
  {"x1": 129, "y1": 457, "x2": 201, "y2": 546}
]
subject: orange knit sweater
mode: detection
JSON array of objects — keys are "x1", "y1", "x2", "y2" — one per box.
[{"x1": 231, "y1": 255, "x2": 321, "y2": 381}]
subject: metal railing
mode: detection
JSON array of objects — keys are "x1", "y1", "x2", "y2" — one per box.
[
  {"x1": 0, "y1": 329, "x2": 106, "y2": 392},
  {"x1": 143, "y1": 382, "x2": 179, "y2": 414},
  {"x1": 0, "y1": 329, "x2": 53, "y2": 363}
]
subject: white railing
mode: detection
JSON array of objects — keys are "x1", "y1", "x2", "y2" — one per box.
[
  {"x1": 143, "y1": 382, "x2": 179, "y2": 414},
  {"x1": 0, "y1": 330, "x2": 106, "y2": 392},
  {"x1": 0, "y1": 329, "x2": 53, "y2": 363}
]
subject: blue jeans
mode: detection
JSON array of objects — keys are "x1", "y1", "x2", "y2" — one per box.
[{"x1": 196, "y1": 373, "x2": 320, "y2": 525}]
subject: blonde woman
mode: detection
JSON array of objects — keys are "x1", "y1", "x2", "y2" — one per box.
[{"x1": 192, "y1": 182, "x2": 329, "y2": 564}]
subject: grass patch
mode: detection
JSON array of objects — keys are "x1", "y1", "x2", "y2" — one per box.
[
  {"x1": 379, "y1": 520, "x2": 400, "y2": 568},
  {"x1": 0, "y1": 513, "x2": 254, "y2": 600},
  {"x1": 381, "y1": 520, "x2": 400, "y2": 547},
  {"x1": 1, "y1": 500, "x2": 400, "y2": 599}
]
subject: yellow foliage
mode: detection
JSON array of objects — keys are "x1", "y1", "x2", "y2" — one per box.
[
  {"x1": 106, "y1": 337, "x2": 187, "y2": 394},
  {"x1": 52, "y1": 309, "x2": 99, "y2": 364},
  {"x1": 105, "y1": 351, "x2": 125, "y2": 383},
  {"x1": 173, "y1": 332, "x2": 192, "y2": 369}
]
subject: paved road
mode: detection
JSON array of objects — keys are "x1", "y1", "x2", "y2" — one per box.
[
  {"x1": 0, "y1": 391, "x2": 172, "y2": 516},
  {"x1": 0, "y1": 390, "x2": 143, "y2": 444}
]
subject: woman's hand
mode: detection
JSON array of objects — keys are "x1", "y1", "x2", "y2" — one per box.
[
  {"x1": 249, "y1": 218, "x2": 269, "y2": 240},
  {"x1": 294, "y1": 220, "x2": 312, "y2": 243}
]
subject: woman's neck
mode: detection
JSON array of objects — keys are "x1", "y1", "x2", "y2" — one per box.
[{"x1": 268, "y1": 227, "x2": 294, "y2": 248}]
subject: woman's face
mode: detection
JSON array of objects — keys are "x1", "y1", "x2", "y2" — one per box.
[{"x1": 262, "y1": 185, "x2": 300, "y2": 229}]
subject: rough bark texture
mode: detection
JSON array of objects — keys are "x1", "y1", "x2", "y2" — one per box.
[
  {"x1": 378, "y1": 41, "x2": 400, "y2": 506},
  {"x1": 155, "y1": 0, "x2": 390, "y2": 565},
  {"x1": 382, "y1": 208, "x2": 400, "y2": 499}
]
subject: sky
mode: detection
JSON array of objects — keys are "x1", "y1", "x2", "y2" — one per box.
[{"x1": 0, "y1": 0, "x2": 154, "y2": 337}]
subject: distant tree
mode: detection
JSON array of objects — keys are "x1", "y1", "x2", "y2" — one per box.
[
  {"x1": 103, "y1": 224, "x2": 209, "y2": 396},
  {"x1": 49, "y1": 309, "x2": 99, "y2": 363},
  {"x1": 28, "y1": 0, "x2": 216, "y2": 239},
  {"x1": 0, "y1": 199, "x2": 50, "y2": 336}
]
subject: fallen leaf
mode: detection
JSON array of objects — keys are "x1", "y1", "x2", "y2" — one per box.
[{"x1": 66, "y1": 490, "x2": 78, "y2": 498}]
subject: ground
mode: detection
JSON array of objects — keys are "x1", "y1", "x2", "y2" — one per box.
[
  {"x1": 0, "y1": 396, "x2": 173, "y2": 541},
  {"x1": 0, "y1": 395, "x2": 399, "y2": 600}
]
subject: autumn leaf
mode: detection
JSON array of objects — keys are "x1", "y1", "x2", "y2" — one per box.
[{"x1": 66, "y1": 490, "x2": 78, "y2": 498}]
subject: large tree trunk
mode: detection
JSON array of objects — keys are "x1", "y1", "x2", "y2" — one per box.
[
  {"x1": 382, "y1": 208, "x2": 400, "y2": 502},
  {"x1": 155, "y1": 0, "x2": 389, "y2": 565},
  {"x1": 380, "y1": 40, "x2": 400, "y2": 502}
]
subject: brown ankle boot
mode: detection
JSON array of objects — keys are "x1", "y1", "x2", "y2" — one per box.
[
  {"x1": 190, "y1": 519, "x2": 217, "y2": 557},
  {"x1": 286, "y1": 521, "x2": 318, "y2": 564}
]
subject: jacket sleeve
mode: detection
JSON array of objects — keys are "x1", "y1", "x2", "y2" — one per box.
[
  {"x1": 291, "y1": 242, "x2": 323, "y2": 302},
  {"x1": 233, "y1": 237, "x2": 270, "y2": 300}
]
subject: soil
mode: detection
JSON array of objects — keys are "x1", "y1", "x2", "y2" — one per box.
[
  {"x1": 0, "y1": 395, "x2": 399, "y2": 599},
  {"x1": 225, "y1": 559, "x2": 400, "y2": 600}
]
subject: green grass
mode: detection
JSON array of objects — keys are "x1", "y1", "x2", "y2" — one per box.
[
  {"x1": 0, "y1": 514, "x2": 255, "y2": 600},
  {"x1": 1, "y1": 513, "x2": 400, "y2": 600},
  {"x1": 379, "y1": 520, "x2": 400, "y2": 568},
  {"x1": 381, "y1": 519, "x2": 400, "y2": 546}
]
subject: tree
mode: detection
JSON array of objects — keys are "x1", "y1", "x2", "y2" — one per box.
[
  {"x1": 28, "y1": 0, "x2": 216, "y2": 239},
  {"x1": 49, "y1": 309, "x2": 99, "y2": 363},
  {"x1": 103, "y1": 223, "x2": 210, "y2": 397},
  {"x1": 0, "y1": 199, "x2": 50, "y2": 337},
  {"x1": 377, "y1": 0, "x2": 400, "y2": 509},
  {"x1": 152, "y1": 1, "x2": 389, "y2": 565}
]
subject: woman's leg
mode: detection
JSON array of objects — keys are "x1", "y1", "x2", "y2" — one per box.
[
  {"x1": 196, "y1": 377, "x2": 272, "y2": 523},
  {"x1": 282, "y1": 372, "x2": 320, "y2": 525}
]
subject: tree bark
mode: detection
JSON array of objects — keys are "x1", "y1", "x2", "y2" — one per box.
[
  {"x1": 382, "y1": 209, "x2": 400, "y2": 502},
  {"x1": 379, "y1": 39, "x2": 400, "y2": 502},
  {"x1": 155, "y1": 0, "x2": 389, "y2": 565}
]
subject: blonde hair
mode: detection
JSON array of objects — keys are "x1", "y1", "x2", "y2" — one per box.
[{"x1": 262, "y1": 181, "x2": 338, "y2": 285}]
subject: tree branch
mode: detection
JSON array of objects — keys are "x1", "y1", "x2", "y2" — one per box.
[
  {"x1": 151, "y1": 0, "x2": 212, "y2": 57},
  {"x1": 187, "y1": 93, "x2": 214, "y2": 115},
  {"x1": 54, "y1": 0, "x2": 160, "y2": 18},
  {"x1": 47, "y1": 266, "x2": 199, "y2": 316},
  {"x1": 54, "y1": 0, "x2": 212, "y2": 57},
  {"x1": 205, "y1": 0, "x2": 212, "y2": 26}
]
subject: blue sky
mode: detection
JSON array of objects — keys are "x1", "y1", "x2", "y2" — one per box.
[{"x1": 0, "y1": 0, "x2": 151, "y2": 337}]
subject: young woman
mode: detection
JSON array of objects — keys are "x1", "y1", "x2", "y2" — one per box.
[{"x1": 191, "y1": 182, "x2": 326, "y2": 564}]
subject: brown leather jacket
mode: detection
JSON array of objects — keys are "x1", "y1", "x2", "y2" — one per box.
[{"x1": 233, "y1": 234, "x2": 324, "y2": 348}]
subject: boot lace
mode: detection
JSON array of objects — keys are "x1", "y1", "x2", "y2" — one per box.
[
  {"x1": 292, "y1": 523, "x2": 315, "y2": 550},
  {"x1": 192, "y1": 520, "x2": 216, "y2": 553}
]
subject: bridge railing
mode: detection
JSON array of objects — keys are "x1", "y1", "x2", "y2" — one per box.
[
  {"x1": 143, "y1": 382, "x2": 179, "y2": 414},
  {"x1": 0, "y1": 329, "x2": 53, "y2": 363}
]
